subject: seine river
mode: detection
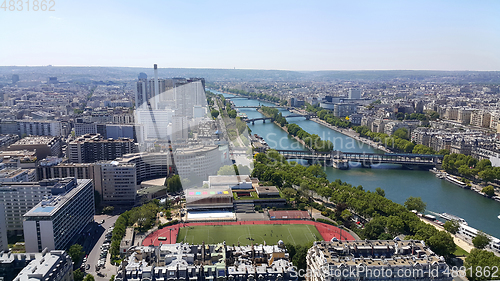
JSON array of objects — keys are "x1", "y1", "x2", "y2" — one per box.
[{"x1": 215, "y1": 90, "x2": 500, "y2": 237}]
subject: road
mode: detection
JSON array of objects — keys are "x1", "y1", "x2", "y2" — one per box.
[{"x1": 85, "y1": 215, "x2": 119, "y2": 281}]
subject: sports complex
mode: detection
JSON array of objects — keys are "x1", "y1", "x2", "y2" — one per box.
[
  {"x1": 142, "y1": 220, "x2": 355, "y2": 247},
  {"x1": 142, "y1": 177, "x2": 355, "y2": 247}
]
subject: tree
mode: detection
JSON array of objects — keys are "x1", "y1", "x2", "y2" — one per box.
[
  {"x1": 479, "y1": 169, "x2": 496, "y2": 183},
  {"x1": 404, "y1": 196, "x2": 426, "y2": 213},
  {"x1": 443, "y1": 220, "x2": 460, "y2": 234},
  {"x1": 217, "y1": 165, "x2": 237, "y2": 175},
  {"x1": 472, "y1": 231, "x2": 491, "y2": 249},
  {"x1": 281, "y1": 187, "x2": 297, "y2": 200},
  {"x1": 464, "y1": 249, "x2": 500, "y2": 281},
  {"x1": 362, "y1": 217, "x2": 387, "y2": 240},
  {"x1": 393, "y1": 128, "x2": 409, "y2": 140},
  {"x1": 109, "y1": 275, "x2": 115, "y2": 281},
  {"x1": 102, "y1": 206, "x2": 114, "y2": 214},
  {"x1": 427, "y1": 231, "x2": 456, "y2": 257},
  {"x1": 68, "y1": 244, "x2": 84, "y2": 266},
  {"x1": 386, "y1": 216, "x2": 404, "y2": 236},
  {"x1": 83, "y1": 275, "x2": 95, "y2": 281},
  {"x1": 375, "y1": 187, "x2": 385, "y2": 197},
  {"x1": 482, "y1": 185, "x2": 495, "y2": 197},
  {"x1": 165, "y1": 175, "x2": 182, "y2": 193},
  {"x1": 341, "y1": 209, "x2": 351, "y2": 221},
  {"x1": 74, "y1": 269, "x2": 84, "y2": 281},
  {"x1": 210, "y1": 109, "x2": 219, "y2": 118}
]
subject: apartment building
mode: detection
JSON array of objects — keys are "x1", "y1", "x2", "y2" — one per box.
[
  {"x1": 306, "y1": 240, "x2": 451, "y2": 281},
  {"x1": 8, "y1": 136, "x2": 62, "y2": 159},
  {"x1": 67, "y1": 134, "x2": 136, "y2": 163},
  {"x1": 0, "y1": 180, "x2": 64, "y2": 233},
  {"x1": 23, "y1": 179, "x2": 94, "y2": 252},
  {"x1": 0, "y1": 203, "x2": 7, "y2": 251},
  {"x1": 13, "y1": 250, "x2": 73, "y2": 281},
  {"x1": 37, "y1": 161, "x2": 137, "y2": 205}
]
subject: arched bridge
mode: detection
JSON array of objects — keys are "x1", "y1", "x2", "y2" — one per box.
[
  {"x1": 244, "y1": 113, "x2": 316, "y2": 124},
  {"x1": 273, "y1": 149, "x2": 443, "y2": 169}
]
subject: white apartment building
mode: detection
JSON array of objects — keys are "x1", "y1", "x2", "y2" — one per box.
[
  {"x1": 0, "y1": 180, "x2": 59, "y2": 233},
  {"x1": 17, "y1": 120, "x2": 63, "y2": 137},
  {"x1": 23, "y1": 179, "x2": 94, "y2": 252},
  {"x1": 93, "y1": 161, "x2": 137, "y2": 205},
  {"x1": 14, "y1": 249, "x2": 73, "y2": 281},
  {"x1": 0, "y1": 168, "x2": 36, "y2": 183},
  {"x1": 307, "y1": 240, "x2": 451, "y2": 281}
]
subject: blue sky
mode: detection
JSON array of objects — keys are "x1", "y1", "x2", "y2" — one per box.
[{"x1": 1, "y1": 0, "x2": 499, "y2": 70}]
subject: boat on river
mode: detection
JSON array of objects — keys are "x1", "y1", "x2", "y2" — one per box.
[
  {"x1": 440, "y1": 213, "x2": 467, "y2": 225},
  {"x1": 445, "y1": 175, "x2": 468, "y2": 188}
]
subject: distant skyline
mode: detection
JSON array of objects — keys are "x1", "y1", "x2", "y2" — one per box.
[{"x1": 1, "y1": 0, "x2": 499, "y2": 71}]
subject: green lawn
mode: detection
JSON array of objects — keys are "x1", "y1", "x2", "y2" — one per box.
[
  {"x1": 177, "y1": 224, "x2": 321, "y2": 246},
  {"x1": 453, "y1": 245, "x2": 469, "y2": 257}
]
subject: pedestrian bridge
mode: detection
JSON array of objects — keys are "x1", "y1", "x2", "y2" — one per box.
[
  {"x1": 273, "y1": 149, "x2": 443, "y2": 169},
  {"x1": 244, "y1": 113, "x2": 316, "y2": 124}
]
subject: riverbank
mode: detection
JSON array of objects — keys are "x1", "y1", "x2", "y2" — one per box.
[
  {"x1": 419, "y1": 217, "x2": 473, "y2": 255},
  {"x1": 306, "y1": 115, "x2": 392, "y2": 153},
  {"x1": 257, "y1": 108, "x2": 315, "y2": 152}
]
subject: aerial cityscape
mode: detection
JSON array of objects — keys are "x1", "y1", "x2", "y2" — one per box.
[{"x1": 1, "y1": 1, "x2": 500, "y2": 281}]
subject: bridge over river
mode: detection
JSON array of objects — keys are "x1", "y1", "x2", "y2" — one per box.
[{"x1": 273, "y1": 149, "x2": 443, "y2": 169}]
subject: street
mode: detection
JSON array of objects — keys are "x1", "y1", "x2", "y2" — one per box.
[{"x1": 85, "y1": 215, "x2": 119, "y2": 281}]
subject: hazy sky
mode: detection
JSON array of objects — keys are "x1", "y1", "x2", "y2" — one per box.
[{"x1": 1, "y1": 0, "x2": 499, "y2": 71}]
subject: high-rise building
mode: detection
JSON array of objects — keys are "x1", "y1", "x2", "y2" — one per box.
[
  {"x1": 92, "y1": 161, "x2": 137, "y2": 205},
  {"x1": 0, "y1": 178, "x2": 74, "y2": 234},
  {"x1": 67, "y1": 134, "x2": 136, "y2": 163},
  {"x1": 37, "y1": 161, "x2": 137, "y2": 205},
  {"x1": 14, "y1": 250, "x2": 73, "y2": 281},
  {"x1": 348, "y1": 88, "x2": 362, "y2": 99},
  {"x1": 23, "y1": 179, "x2": 94, "y2": 252},
  {"x1": 0, "y1": 203, "x2": 7, "y2": 251}
]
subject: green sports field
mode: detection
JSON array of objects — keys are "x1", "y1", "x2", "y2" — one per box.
[{"x1": 177, "y1": 224, "x2": 321, "y2": 246}]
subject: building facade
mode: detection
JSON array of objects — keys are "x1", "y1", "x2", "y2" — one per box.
[
  {"x1": 306, "y1": 240, "x2": 451, "y2": 281},
  {"x1": 14, "y1": 250, "x2": 73, "y2": 281},
  {"x1": 23, "y1": 179, "x2": 94, "y2": 252},
  {"x1": 67, "y1": 134, "x2": 136, "y2": 163}
]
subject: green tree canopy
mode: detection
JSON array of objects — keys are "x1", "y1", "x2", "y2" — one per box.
[
  {"x1": 464, "y1": 249, "x2": 500, "y2": 281},
  {"x1": 473, "y1": 231, "x2": 491, "y2": 249},
  {"x1": 375, "y1": 187, "x2": 385, "y2": 197},
  {"x1": 68, "y1": 244, "x2": 84, "y2": 266},
  {"x1": 83, "y1": 275, "x2": 95, "y2": 281},
  {"x1": 443, "y1": 220, "x2": 460, "y2": 234},
  {"x1": 482, "y1": 185, "x2": 495, "y2": 197},
  {"x1": 165, "y1": 175, "x2": 182, "y2": 193},
  {"x1": 404, "y1": 196, "x2": 426, "y2": 213}
]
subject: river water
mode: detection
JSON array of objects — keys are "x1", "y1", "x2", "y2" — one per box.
[{"x1": 216, "y1": 90, "x2": 500, "y2": 237}]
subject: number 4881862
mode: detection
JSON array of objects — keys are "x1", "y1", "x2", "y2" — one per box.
[{"x1": 1, "y1": 0, "x2": 56, "y2": 11}]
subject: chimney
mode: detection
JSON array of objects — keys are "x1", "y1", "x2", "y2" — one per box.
[{"x1": 154, "y1": 64, "x2": 159, "y2": 109}]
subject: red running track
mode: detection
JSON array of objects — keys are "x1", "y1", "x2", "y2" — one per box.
[{"x1": 142, "y1": 220, "x2": 354, "y2": 246}]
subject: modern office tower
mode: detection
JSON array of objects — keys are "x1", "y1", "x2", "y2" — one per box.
[
  {"x1": 23, "y1": 178, "x2": 94, "y2": 252},
  {"x1": 67, "y1": 134, "x2": 136, "y2": 163},
  {"x1": 14, "y1": 250, "x2": 73, "y2": 281},
  {"x1": 134, "y1": 109, "x2": 174, "y2": 142},
  {"x1": 17, "y1": 120, "x2": 63, "y2": 136},
  {"x1": 12, "y1": 74, "x2": 19, "y2": 84},
  {"x1": 348, "y1": 88, "x2": 362, "y2": 99},
  {"x1": 0, "y1": 203, "x2": 7, "y2": 251},
  {"x1": 92, "y1": 161, "x2": 137, "y2": 205},
  {"x1": 0, "y1": 178, "x2": 75, "y2": 234},
  {"x1": 48, "y1": 77, "x2": 58, "y2": 84},
  {"x1": 307, "y1": 240, "x2": 451, "y2": 281},
  {"x1": 7, "y1": 136, "x2": 62, "y2": 159}
]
